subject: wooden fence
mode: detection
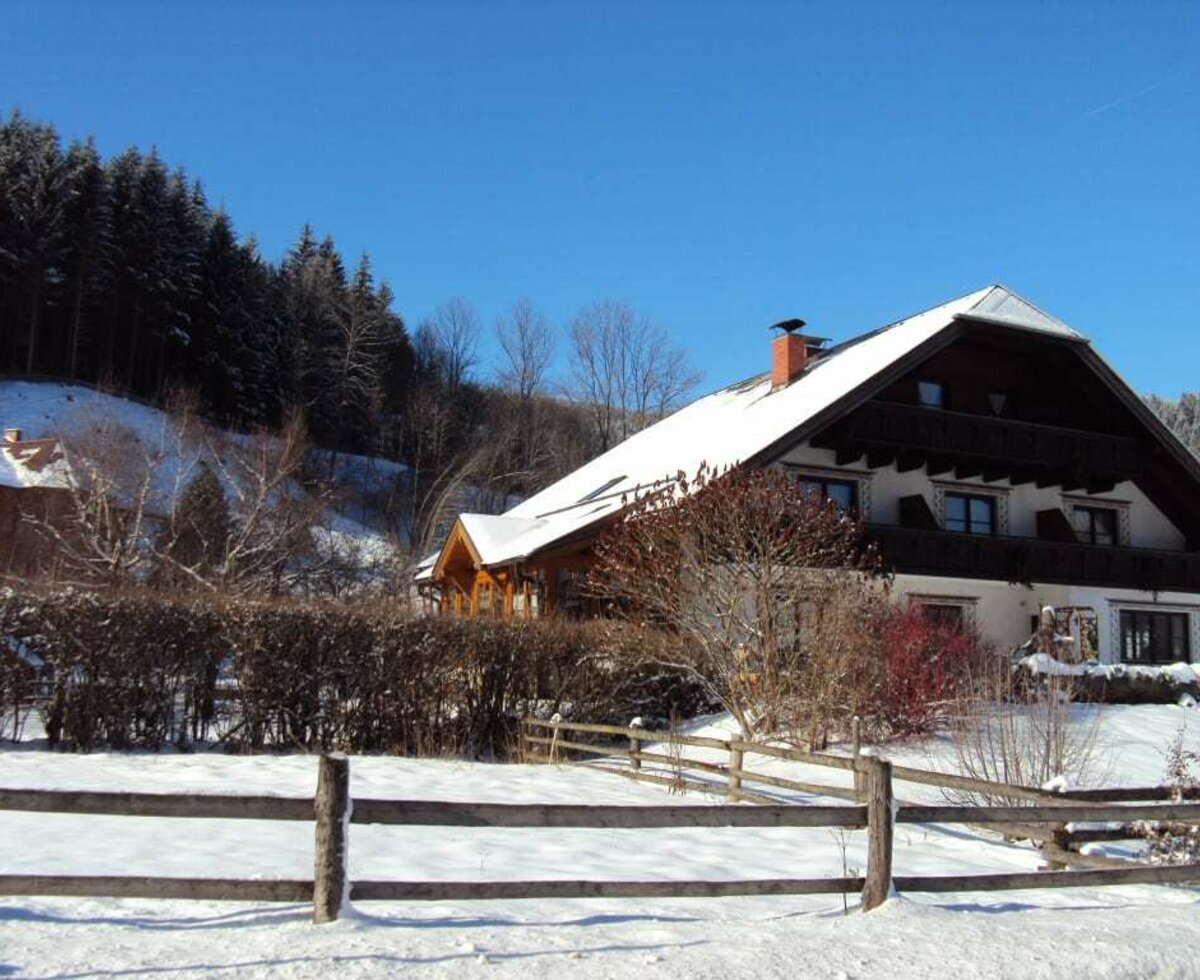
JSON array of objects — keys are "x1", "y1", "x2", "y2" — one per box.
[
  {"x1": 2, "y1": 750, "x2": 1199, "y2": 923},
  {"x1": 520, "y1": 716, "x2": 1200, "y2": 859}
]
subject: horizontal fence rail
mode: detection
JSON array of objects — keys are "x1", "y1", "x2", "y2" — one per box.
[{"x1": 2, "y1": 750, "x2": 1199, "y2": 922}]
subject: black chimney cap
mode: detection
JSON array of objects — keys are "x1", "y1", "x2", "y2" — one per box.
[{"x1": 771, "y1": 318, "x2": 807, "y2": 334}]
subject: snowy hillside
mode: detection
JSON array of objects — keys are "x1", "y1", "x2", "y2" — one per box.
[
  {"x1": 0, "y1": 379, "x2": 399, "y2": 567},
  {"x1": 0, "y1": 705, "x2": 1197, "y2": 978}
]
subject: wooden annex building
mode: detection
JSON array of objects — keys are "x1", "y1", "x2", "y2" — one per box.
[{"x1": 417, "y1": 285, "x2": 1200, "y2": 666}]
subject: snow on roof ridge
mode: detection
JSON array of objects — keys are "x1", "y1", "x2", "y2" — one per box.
[{"x1": 959, "y1": 283, "x2": 1086, "y2": 340}]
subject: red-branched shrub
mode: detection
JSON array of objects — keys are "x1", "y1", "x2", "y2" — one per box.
[{"x1": 878, "y1": 603, "x2": 984, "y2": 736}]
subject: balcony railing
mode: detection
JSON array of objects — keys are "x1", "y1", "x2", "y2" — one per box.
[
  {"x1": 868, "y1": 524, "x2": 1200, "y2": 592},
  {"x1": 817, "y1": 401, "x2": 1143, "y2": 486}
]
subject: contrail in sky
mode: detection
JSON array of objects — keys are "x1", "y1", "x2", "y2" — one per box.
[{"x1": 1085, "y1": 69, "x2": 1190, "y2": 118}]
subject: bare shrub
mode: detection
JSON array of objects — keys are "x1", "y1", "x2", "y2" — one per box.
[
  {"x1": 0, "y1": 587, "x2": 707, "y2": 755},
  {"x1": 947, "y1": 656, "x2": 1108, "y2": 802},
  {"x1": 587, "y1": 464, "x2": 885, "y2": 743},
  {"x1": 1139, "y1": 727, "x2": 1200, "y2": 864}
]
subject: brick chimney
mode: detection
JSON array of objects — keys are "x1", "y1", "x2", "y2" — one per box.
[{"x1": 771, "y1": 320, "x2": 827, "y2": 389}]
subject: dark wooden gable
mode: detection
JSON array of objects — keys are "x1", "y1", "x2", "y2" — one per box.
[{"x1": 759, "y1": 317, "x2": 1200, "y2": 550}]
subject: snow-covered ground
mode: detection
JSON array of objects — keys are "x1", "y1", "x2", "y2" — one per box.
[{"x1": 1, "y1": 705, "x2": 1198, "y2": 978}]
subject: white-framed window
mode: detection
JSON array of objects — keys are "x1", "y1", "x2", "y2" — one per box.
[
  {"x1": 1118, "y1": 609, "x2": 1190, "y2": 664},
  {"x1": 782, "y1": 464, "x2": 873, "y2": 520},
  {"x1": 932, "y1": 483, "x2": 1008, "y2": 536},
  {"x1": 910, "y1": 593, "x2": 978, "y2": 630},
  {"x1": 1064, "y1": 496, "x2": 1130, "y2": 547}
]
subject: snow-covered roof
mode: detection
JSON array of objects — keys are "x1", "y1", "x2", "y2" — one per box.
[
  {"x1": 428, "y1": 284, "x2": 1090, "y2": 573},
  {"x1": 0, "y1": 436, "x2": 72, "y2": 491}
]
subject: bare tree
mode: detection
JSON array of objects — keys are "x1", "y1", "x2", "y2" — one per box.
[
  {"x1": 495, "y1": 297, "x2": 555, "y2": 399},
  {"x1": 586, "y1": 464, "x2": 885, "y2": 740},
  {"x1": 423, "y1": 297, "x2": 479, "y2": 390},
  {"x1": 567, "y1": 300, "x2": 700, "y2": 451}
]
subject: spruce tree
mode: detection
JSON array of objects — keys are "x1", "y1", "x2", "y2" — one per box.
[{"x1": 167, "y1": 461, "x2": 231, "y2": 584}]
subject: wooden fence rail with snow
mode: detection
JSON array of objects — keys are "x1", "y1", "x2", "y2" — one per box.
[{"x1": 2, "y1": 752, "x2": 1200, "y2": 921}]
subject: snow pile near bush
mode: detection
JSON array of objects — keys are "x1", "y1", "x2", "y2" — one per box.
[{"x1": 1018, "y1": 653, "x2": 1199, "y2": 686}]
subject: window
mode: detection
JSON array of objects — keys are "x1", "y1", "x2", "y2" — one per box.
[
  {"x1": 944, "y1": 493, "x2": 995, "y2": 535},
  {"x1": 1072, "y1": 506, "x2": 1117, "y2": 546},
  {"x1": 1120, "y1": 610, "x2": 1190, "y2": 664},
  {"x1": 919, "y1": 602, "x2": 966, "y2": 631},
  {"x1": 798, "y1": 476, "x2": 857, "y2": 513},
  {"x1": 987, "y1": 390, "x2": 1008, "y2": 416},
  {"x1": 918, "y1": 380, "x2": 945, "y2": 409}
]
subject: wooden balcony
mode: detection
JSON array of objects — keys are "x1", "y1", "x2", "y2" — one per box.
[
  {"x1": 868, "y1": 524, "x2": 1200, "y2": 592},
  {"x1": 815, "y1": 401, "x2": 1143, "y2": 491}
]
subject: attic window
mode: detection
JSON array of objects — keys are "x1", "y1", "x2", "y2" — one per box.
[
  {"x1": 918, "y1": 380, "x2": 945, "y2": 409},
  {"x1": 578, "y1": 476, "x2": 625, "y2": 503}
]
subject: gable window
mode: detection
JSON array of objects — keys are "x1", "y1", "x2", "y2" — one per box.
[
  {"x1": 944, "y1": 493, "x2": 995, "y2": 535},
  {"x1": 918, "y1": 380, "x2": 945, "y2": 409},
  {"x1": 1072, "y1": 506, "x2": 1118, "y2": 546},
  {"x1": 1119, "y1": 610, "x2": 1190, "y2": 664},
  {"x1": 798, "y1": 477, "x2": 857, "y2": 513}
]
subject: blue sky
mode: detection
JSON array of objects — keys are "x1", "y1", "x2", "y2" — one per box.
[{"x1": 3, "y1": 1, "x2": 1198, "y2": 397}]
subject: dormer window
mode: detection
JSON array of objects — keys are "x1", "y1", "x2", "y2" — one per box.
[{"x1": 918, "y1": 380, "x2": 945, "y2": 409}]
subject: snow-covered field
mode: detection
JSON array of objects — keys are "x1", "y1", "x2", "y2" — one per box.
[{"x1": 1, "y1": 705, "x2": 1198, "y2": 978}]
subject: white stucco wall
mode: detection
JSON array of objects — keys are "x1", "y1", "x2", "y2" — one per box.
[
  {"x1": 777, "y1": 440, "x2": 1197, "y2": 662},
  {"x1": 888, "y1": 574, "x2": 1199, "y2": 664},
  {"x1": 778, "y1": 442, "x2": 1185, "y2": 550}
]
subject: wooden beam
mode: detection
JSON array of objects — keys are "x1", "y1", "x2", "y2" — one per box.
[
  {"x1": 350, "y1": 877, "x2": 865, "y2": 902},
  {"x1": 892, "y1": 862, "x2": 1200, "y2": 893},
  {"x1": 0, "y1": 875, "x2": 313, "y2": 902},
  {"x1": 896, "y1": 451, "x2": 925, "y2": 473},
  {"x1": 926, "y1": 455, "x2": 954, "y2": 476},
  {"x1": 866, "y1": 449, "x2": 896, "y2": 470},
  {"x1": 835, "y1": 446, "x2": 864, "y2": 466},
  {"x1": 351, "y1": 798, "x2": 868, "y2": 829},
  {"x1": 0, "y1": 788, "x2": 313, "y2": 821},
  {"x1": 897, "y1": 802, "x2": 1200, "y2": 825}
]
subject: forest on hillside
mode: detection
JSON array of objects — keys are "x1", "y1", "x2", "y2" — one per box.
[{"x1": 0, "y1": 110, "x2": 699, "y2": 552}]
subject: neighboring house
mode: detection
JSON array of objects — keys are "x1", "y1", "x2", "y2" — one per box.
[
  {"x1": 0, "y1": 427, "x2": 73, "y2": 576},
  {"x1": 418, "y1": 285, "x2": 1200, "y2": 667}
]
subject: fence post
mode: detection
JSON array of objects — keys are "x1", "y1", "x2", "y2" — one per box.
[
  {"x1": 1046, "y1": 823, "x2": 1071, "y2": 870},
  {"x1": 860, "y1": 755, "x2": 894, "y2": 912},
  {"x1": 727, "y1": 742, "x2": 743, "y2": 802},
  {"x1": 314, "y1": 753, "x2": 350, "y2": 924},
  {"x1": 851, "y1": 716, "x2": 865, "y2": 802},
  {"x1": 629, "y1": 730, "x2": 642, "y2": 772}
]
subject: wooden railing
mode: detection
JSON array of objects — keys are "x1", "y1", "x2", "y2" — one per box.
[
  {"x1": 4, "y1": 747, "x2": 1200, "y2": 922},
  {"x1": 866, "y1": 523, "x2": 1200, "y2": 591},
  {"x1": 521, "y1": 717, "x2": 1200, "y2": 879}
]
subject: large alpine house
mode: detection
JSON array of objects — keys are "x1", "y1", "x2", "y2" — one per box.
[{"x1": 418, "y1": 285, "x2": 1200, "y2": 665}]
